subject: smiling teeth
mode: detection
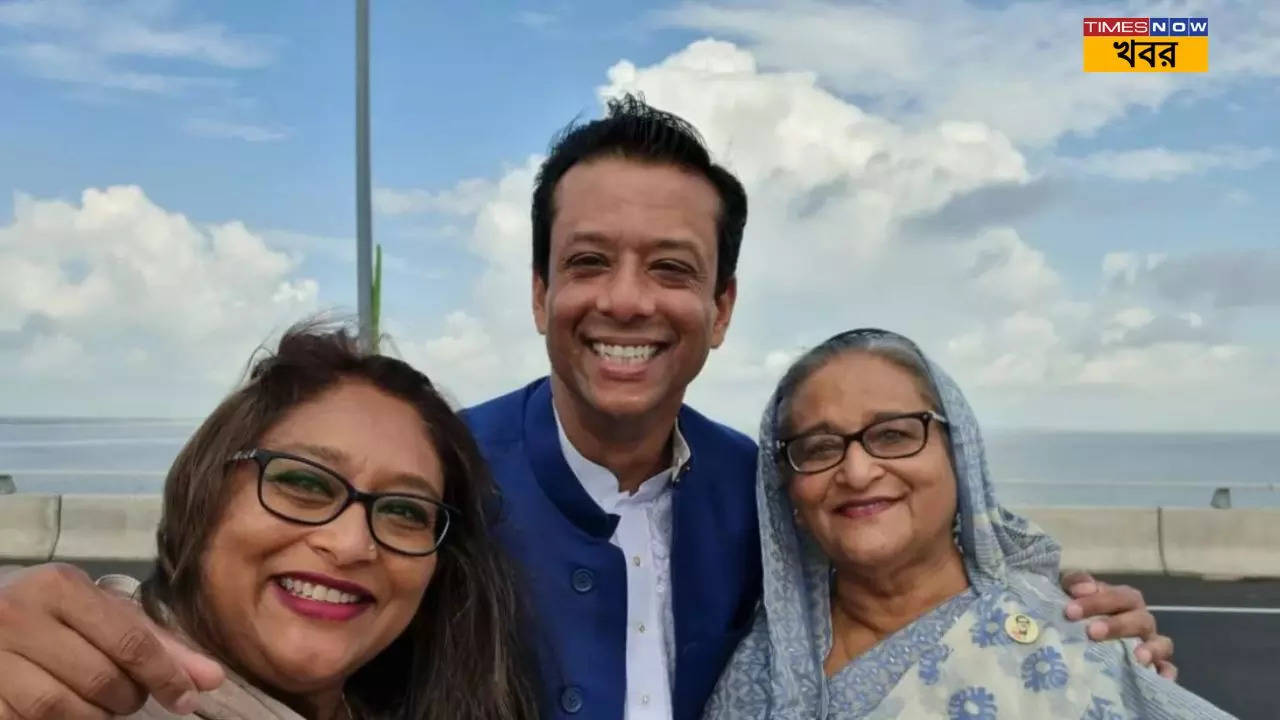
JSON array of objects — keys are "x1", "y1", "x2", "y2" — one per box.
[
  {"x1": 592, "y1": 343, "x2": 658, "y2": 363},
  {"x1": 278, "y1": 577, "x2": 363, "y2": 605}
]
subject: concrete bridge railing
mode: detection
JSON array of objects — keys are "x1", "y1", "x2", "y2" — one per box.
[
  {"x1": 1018, "y1": 507, "x2": 1280, "y2": 578},
  {"x1": 2, "y1": 495, "x2": 1278, "y2": 578}
]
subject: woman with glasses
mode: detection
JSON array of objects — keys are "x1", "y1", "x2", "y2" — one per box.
[
  {"x1": 103, "y1": 321, "x2": 540, "y2": 719},
  {"x1": 704, "y1": 328, "x2": 1232, "y2": 720}
]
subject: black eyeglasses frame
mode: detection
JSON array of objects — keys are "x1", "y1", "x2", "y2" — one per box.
[
  {"x1": 229, "y1": 448, "x2": 458, "y2": 557},
  {"x1": 774, "y1": 410, "x2": 949, "y2": 474}
]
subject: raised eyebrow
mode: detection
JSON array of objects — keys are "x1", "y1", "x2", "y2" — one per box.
[
  {"x1": 277, "y1": 443, "x2": 348, "y2": 469},
  {"x1": 790, "y1": 411, "x2": 921, "y2": 438},
  {"x1": 561, "y1": 234, "x2": 704, "y2": 267},
  {"x1": 788, "y1": 420, "x2": 843, "y2": 438},
  {"x1": 651, "y1": 237, "x2": 701, "y2": 254},
  {"x1": 869, "y1": 410, "x2": 924, "y2": 423},
  {"x1": 382, "y1": 473, "x2": 445, "y2": 502},
  {"x1": 562, "y1": 231, "x2": 613, "y2": 250}
]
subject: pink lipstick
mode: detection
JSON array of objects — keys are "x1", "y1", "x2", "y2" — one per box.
[{"x1": 271, "y1": 572, "x2": 374, "y2": 622}]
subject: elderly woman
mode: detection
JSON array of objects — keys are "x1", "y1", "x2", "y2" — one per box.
[
  {"x1": 80, "y1": 322, "x2": 542, "y2": 720},
  {"x1": 706, "y1": 329, "x2": 1232, "y2": 719}
]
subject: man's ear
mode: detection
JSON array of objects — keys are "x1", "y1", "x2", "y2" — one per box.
[
  {"x1": 709, "y1": 275, "x2": 737, "y2": 349},
  {"x1": 532, "y1": 270, "x2": 549, "y2": 335}
]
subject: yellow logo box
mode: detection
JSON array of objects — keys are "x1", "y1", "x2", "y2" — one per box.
[{"x1": 1083, "y1": 36, "x2": 1208, "y2": 73}]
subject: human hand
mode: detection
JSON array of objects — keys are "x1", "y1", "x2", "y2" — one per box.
[
  {"x1": 1062, "y1": 570, "x2": 1177, "y2": 681},
  {"x1": 0, "y1": 563, "x2": 224, "y2": 719}
]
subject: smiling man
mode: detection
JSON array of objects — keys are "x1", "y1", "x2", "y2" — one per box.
[
  {"x1": 0, "y1": 95, "x2": 1175, "y2": 720},
  {"x1": 463, "y1": 96, "x2": 754, "y2": 720}
]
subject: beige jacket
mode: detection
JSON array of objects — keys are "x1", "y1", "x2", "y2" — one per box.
[
  {"x1": 120, "y1": 683, "x2": 304, "y2": 720},
  {"x1": 99, "y1": 575, "x2": 305, "y2": 720}
]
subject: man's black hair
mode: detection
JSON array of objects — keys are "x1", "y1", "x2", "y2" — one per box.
[{"x1": 531, "y1": 93, "x2": 747, "y2": 296}]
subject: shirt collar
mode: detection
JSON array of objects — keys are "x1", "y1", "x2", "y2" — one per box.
[{"x1": 553, "y1": 403, "x2": 691, "y2": 508}]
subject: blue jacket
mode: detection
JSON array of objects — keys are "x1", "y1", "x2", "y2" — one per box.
[{"x1": 463, "y1": 378, "x2": 761, "y2": 720}]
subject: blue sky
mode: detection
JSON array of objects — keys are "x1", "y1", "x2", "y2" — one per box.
[
  {"x1": 1, "y1": 0, "x2": 1277, "y2": 432},
  {"x1": 1, "y1": 1, "x2": 700, "y2": 233}
]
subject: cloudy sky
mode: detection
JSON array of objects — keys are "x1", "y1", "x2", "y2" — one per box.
[{"x1": 1, "y1": 0, "x2": 1277, "y2": 433}]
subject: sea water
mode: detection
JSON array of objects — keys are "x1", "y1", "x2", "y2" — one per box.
[{"x1": 2, "y1": 418, "x2": 1277, "y2": 507}]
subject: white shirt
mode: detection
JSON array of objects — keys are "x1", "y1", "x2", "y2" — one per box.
[{"x1": 554, "y1": 408, "x2": 690, "y2": 720}]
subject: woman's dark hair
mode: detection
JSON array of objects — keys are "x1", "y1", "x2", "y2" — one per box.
[
  {"x1": 139, "y1": 319, "x2": 541, "y2": 720},
  {"x1": 531, "y1": 92, "x2": 748, "y2": 297}
]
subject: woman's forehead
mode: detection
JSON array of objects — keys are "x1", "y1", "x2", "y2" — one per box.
[
  {"x1": 259, "y1": 381, "x2": 444, "y2": 487},
  {"x1": 790, "y1": 353, "x2": 933, "y2": 418}
]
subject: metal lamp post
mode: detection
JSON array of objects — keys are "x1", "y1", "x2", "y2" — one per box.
[{"x1": 355, "y1": 0, "x2": 375, "y2": 351}]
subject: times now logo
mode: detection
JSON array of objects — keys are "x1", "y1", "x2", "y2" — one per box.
[
  {"x1": 1083, "y1": 17, "x2": 1209, "y2": 36},
  {"x1": 1083, "y1": 17, "x2": 1150, "y2": 35}
]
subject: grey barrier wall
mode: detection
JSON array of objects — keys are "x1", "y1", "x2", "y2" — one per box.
[
  {"x1": 1, "y1": 495, "x2": 1277, "y2": 577},
  {"x1": 1158, "y1": 508, "x2": 1280, "y2": 578},
  {"x1": 1018, "y1": 507, "x2": 1165, "y2": 574},
  {"x1": 0, "y1": 494, "x2": 59, "y2": 561},
  {"x1": 54, "y1": 494, "x2": 164, "y2": 562}
]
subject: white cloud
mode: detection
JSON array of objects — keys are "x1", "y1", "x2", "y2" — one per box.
[
  {"x1": 183, "y1": 118, "x2": 289, "y2": 142},
  {"x1": 392, "y1": 38, "x2": 1038, "y2": 421},
  {"x1": 0, "y1": 186, "x2": 318, "y2": 414},
  {"x1": 598, "y1": 38, "x2": 1028, "y2": 310},
  {"x1": 373, "y1": 179, "x2": 497, "y2": 217},
  {"x1": 18, "y1": 332, "x2": 85, "y2": 378},
  {"x1": 939, "y1": 307, "x2": 1255, "y2": 395},
  {"x1": 386, "y1": 37, "x2": 1278, "y2": 431},
  {"x1": 93, "y1": 18, "x2": 273, "y2": 69},
  {"x1": 1099, "y1": 307, "x2": 1218, "y2": 348},
  {"x1": 0, "y1": 0, "x2": 274, "y2": 69},
  {"x1": 943, "y1": 311, "x2": 1081, "y2": 389},
  {"x1": 1056, "y1": 146, "x2": 1274, "y2": 182},
  {"x1": 370, "y1": 157, "x2": 548, "y2": 409},
  {"x1": 260, "y1": 229, "x2": 442, "y2": 282},
  {"x1": 657, "y1": 0, "x2": 1280, "y2": 146},
  {"x1": 938, "y1": 309, "x2": 1259, "y2": 410},
  {"x1": 1, "y1": 41, "x2": 221, "y2": 94},
  {"x1": 962, "y1": 228, "x2": 1061, "y2": 309},
  {"x1": 0, "y1": 0, "x2": 275, "y2": 128},
  {"x1": 1105, "y1": 306, "x2": 1156, "y2": 335},
  {"x1": 373, "y1": 189, "x2": 434, "y2": 216},
  {"x1": 600, "y1": 39, "x2": 1027, "y2": 213},
  {"x1": 2, "y1": 4, "x2": 1271, "y2": 433},
  {"x1": 938, "y1": 249, "x2": 1256, "y2": 392},
  {"x1": 392, "y1": 310, "x2": 550, "y2": 409},
  {"x1": 1105, "y1": 248, "x2": 1280, "y2": 308},
  {"x1": 1102, "y1": 252, "x2": 1167, "y2": 287},
  {"x1": 1076, "y1": 342, "x2": 1256, "y2": 387},
  {"x1": 396, "y1": 311, "x2": 518, "y2": 404}
]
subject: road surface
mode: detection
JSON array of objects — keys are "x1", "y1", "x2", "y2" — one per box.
[{"x1": 1101, "y1": 573, "x2": 1280, "y2": 719}]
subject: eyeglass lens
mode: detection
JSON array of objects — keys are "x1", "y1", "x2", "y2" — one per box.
[
  {"x1": 787, "y1": 415, "x2": 928, "y2": 472},
  {"x1": 259, "y1": 455, "x2": 447, "y2": 555}
]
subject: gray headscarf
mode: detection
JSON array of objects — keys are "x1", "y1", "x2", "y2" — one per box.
[{"x1": 704, "y1": 329, "x2": 1234, "y2": 720}]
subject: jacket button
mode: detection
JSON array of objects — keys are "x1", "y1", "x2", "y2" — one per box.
[
  {"x1": 560, "y1": 686, "x2": 584, "y2": 714},
  {"x1": 571, "y1": 568, "x2": 594, "y2": 593}
]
